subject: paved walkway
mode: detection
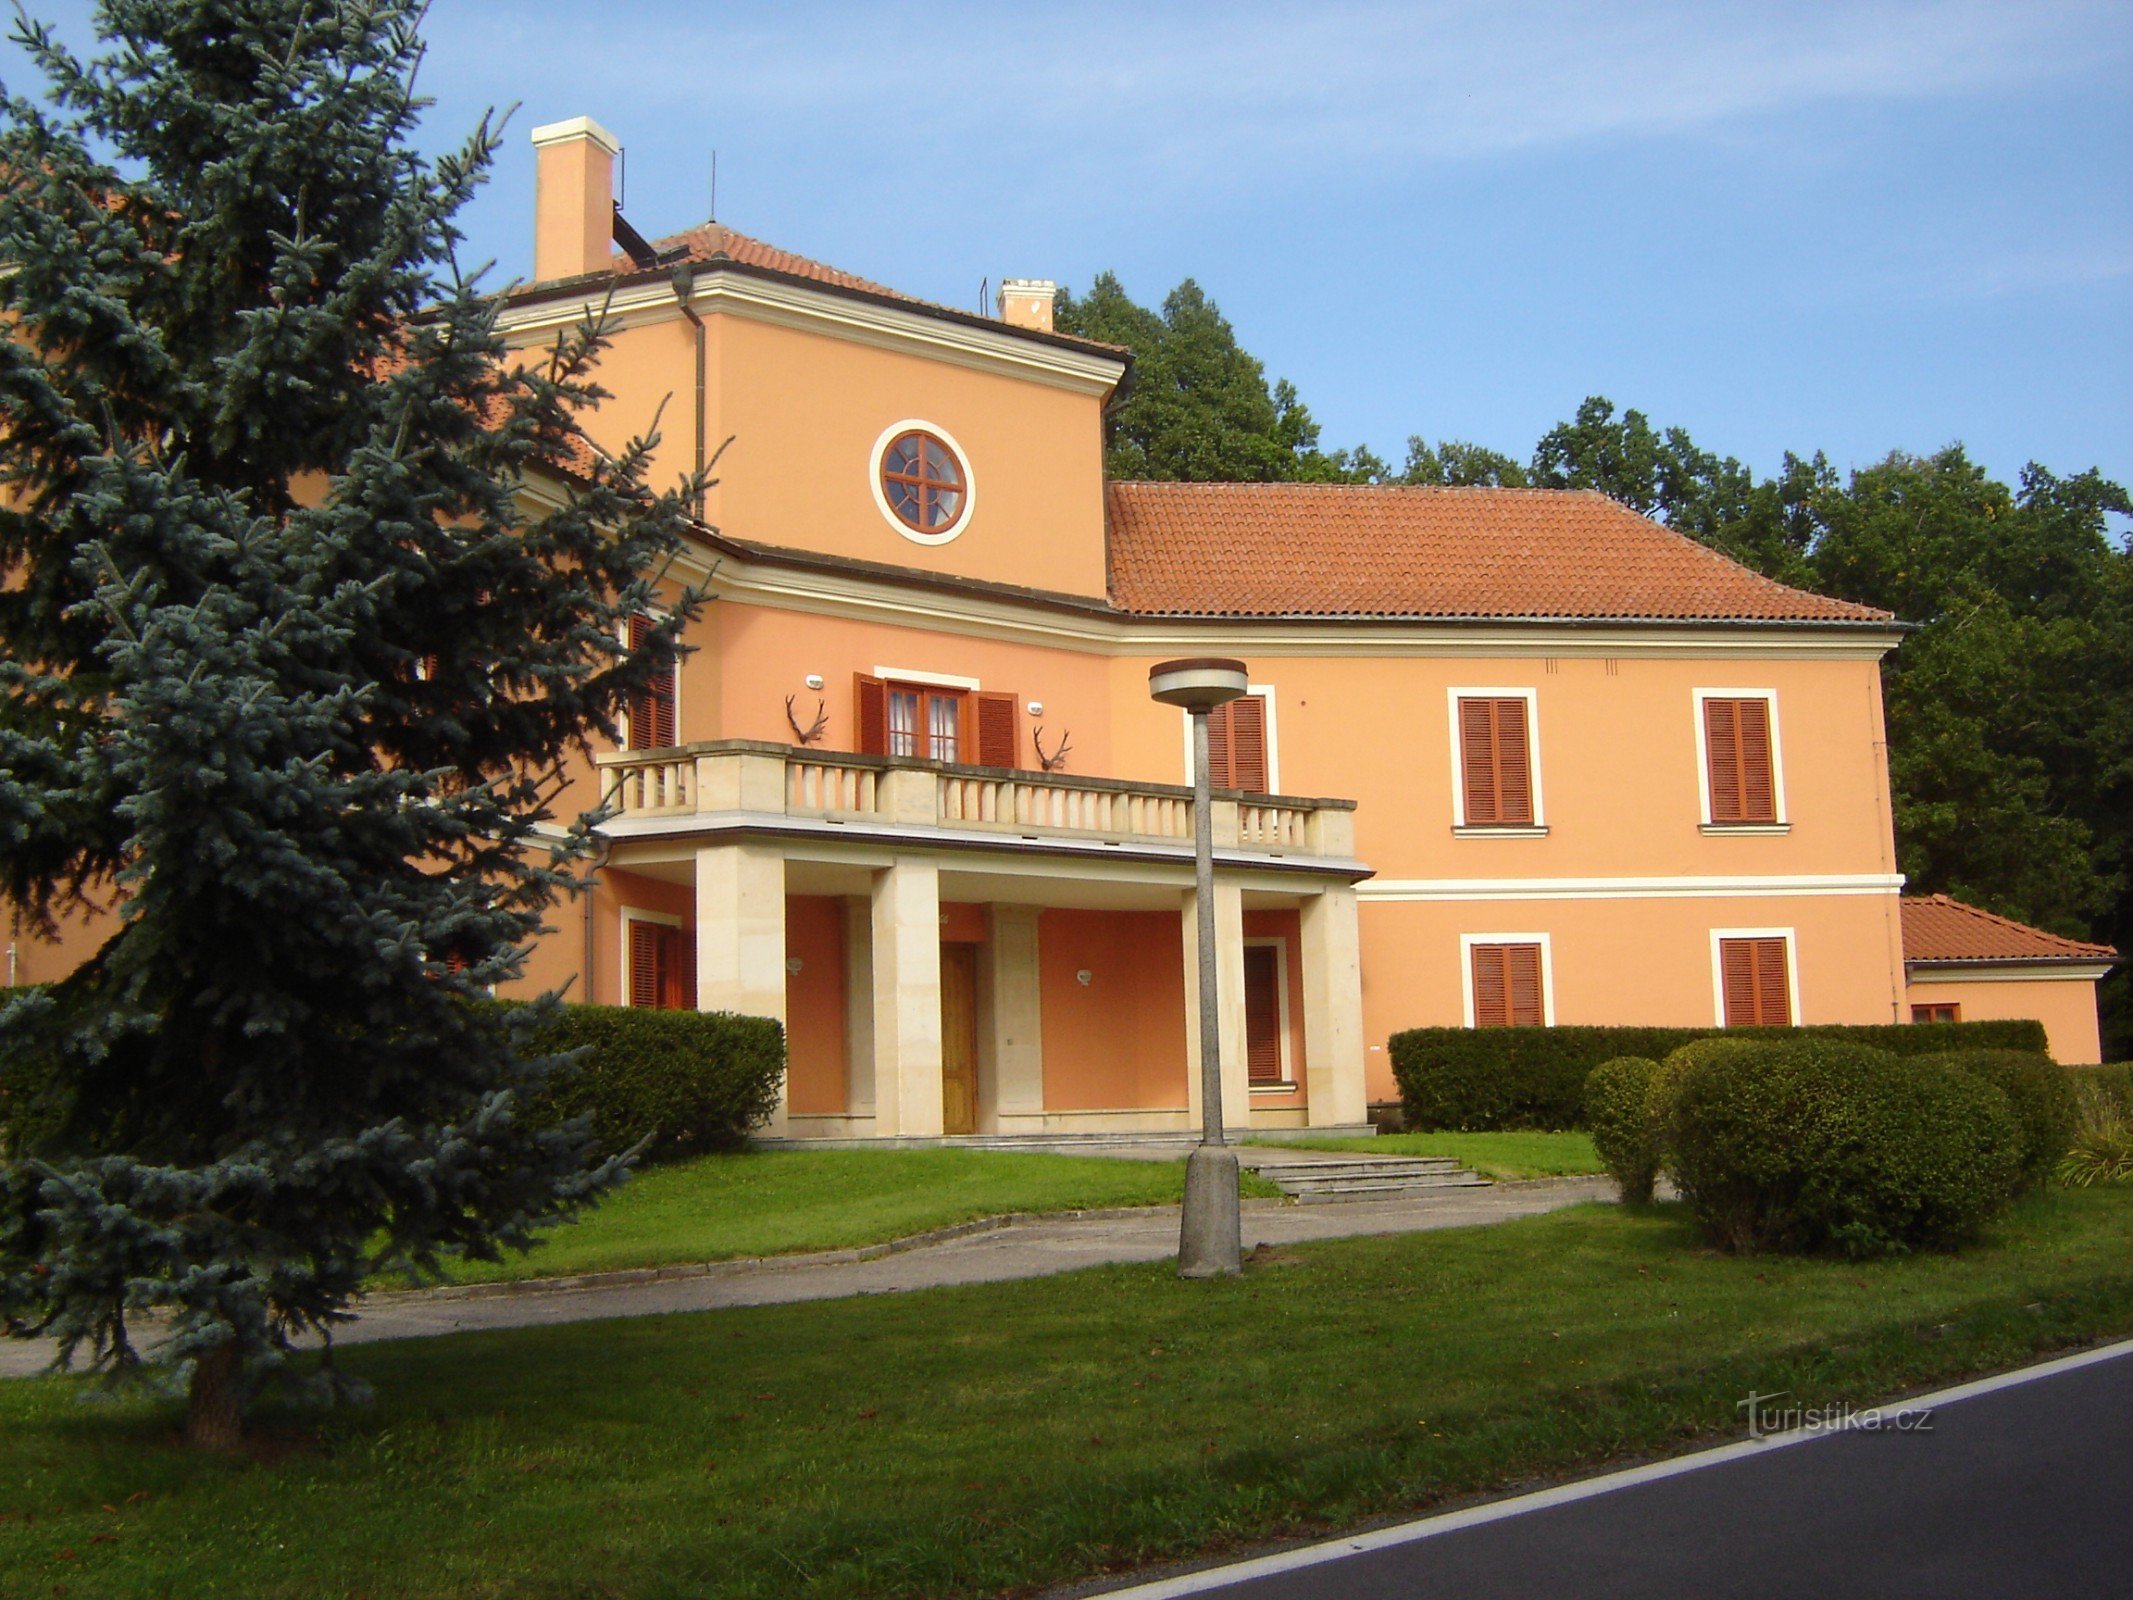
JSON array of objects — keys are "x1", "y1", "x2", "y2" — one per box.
[{"x1": 0, "y1": 1177, "x2": 1610, "y2": 1378}]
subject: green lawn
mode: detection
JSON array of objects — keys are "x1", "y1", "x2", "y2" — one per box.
[
  {"x1": 403, "y1": 1148, "x2": 1284, "y2": 1287},
  {"x1": 1265, "y1": 1129, "x2": 1603, "y2": 1179},
  {"x1": 8, "y1": 1189, "x2": 2131, "y2": 1599}
]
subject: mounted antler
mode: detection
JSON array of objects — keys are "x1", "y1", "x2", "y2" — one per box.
[
  {"x1": 785, "y1": 694, "x2": 829, "y2": 746},
  {"x1": 1033, "y1": 725, "x2": 1073, "y2": 772}
]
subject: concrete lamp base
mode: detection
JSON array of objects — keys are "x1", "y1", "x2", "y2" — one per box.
[{"x1": 1177, "y1": 1144, "x2": 1243, "y2": 1278}]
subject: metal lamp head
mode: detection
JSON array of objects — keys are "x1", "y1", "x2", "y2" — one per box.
[{"x1": 1148, "y1": 657, "x2": 1249, "y2": 712}]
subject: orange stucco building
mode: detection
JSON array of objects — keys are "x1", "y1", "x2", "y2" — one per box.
[{"x1": 8, "y1": 116, "x2": 2115, "y2": 1133}]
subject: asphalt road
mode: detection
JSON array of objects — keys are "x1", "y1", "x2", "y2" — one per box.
[{"x1": 1096, "y1": 1341, "x2": 2133, "y2": 1600}]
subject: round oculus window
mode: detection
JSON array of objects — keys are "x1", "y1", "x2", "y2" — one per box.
[{"x1": 879, "y1": 428, "x2": 967, "y2": 537}]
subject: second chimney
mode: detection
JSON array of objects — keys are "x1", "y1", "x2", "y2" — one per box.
[
  {"x1": 531, "y1": 116, "x2": 621, "y2": 282},
  {"x1": 996, "y1": 279, "x2": 1057, "y2": 334}
]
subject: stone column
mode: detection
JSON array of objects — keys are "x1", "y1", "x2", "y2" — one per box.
[
  {"x1": 842, "y1": 895, "x2": 876, "y2": 1120},
  {"x1": 695, "y1": 841, "x2": 788, "y2": 1137},
  {"x1": 1300, "y1": 884, "x2": 1369, "y2": 1127},
  {"x1": 870, "y1": 858, "x2": 943, "y2": 1139},
  {"x1": 983, "y1": 905, "x2": 1046, "y2": 1127},
  {"x1": 1180, "y1": 881, "x2": 1250, "y2": 1130}
]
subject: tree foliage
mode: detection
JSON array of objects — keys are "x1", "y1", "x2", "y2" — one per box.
[
  {"x1": 0, "y1": 0, "x2": 703, "y2": 1445},
  {"x1": 1054, "y1": 274, "x2": 1371, "y2": 483}
]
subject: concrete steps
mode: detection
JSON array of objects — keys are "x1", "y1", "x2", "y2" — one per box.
[{"x1": 1248, "y1": 1155, "x2": 1492, "y2": 1203}]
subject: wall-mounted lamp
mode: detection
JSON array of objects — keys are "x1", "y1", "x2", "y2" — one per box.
[
  {"x1": 1075, "y1": 969, "x2": 1093, "y2": 987},
  {"x1": 804, "y1": 673, "x2": 824, "y2": 691},
  {"x1": 785, "y1": 957, "x2": 805, "y2": 976},
  {"x1": 1026, "y1": 700, "x2": 1044, "y2": 717}
]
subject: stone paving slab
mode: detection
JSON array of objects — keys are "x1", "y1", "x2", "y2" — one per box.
[{"x1": 0, "y1": 1178, "x2": 1612, "y2": 1379}]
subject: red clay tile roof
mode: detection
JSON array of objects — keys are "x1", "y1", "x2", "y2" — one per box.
[
  {"x1": 1902, "y1": 895, "x2": 2117, "y2": 965},
  {"x1": 1105, "y1": 482, "x2": 1894, "y2": 623},
  {"x1": 639, "y1": 222, "x2": 1130, "y2": 364},
  {"x1": 652, "y1": 221, "x2": 915, "y2": 303}
]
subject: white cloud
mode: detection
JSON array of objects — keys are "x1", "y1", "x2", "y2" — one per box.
[{"x1": 421, "y1": 0, "x2": 2126, "y2": 199}]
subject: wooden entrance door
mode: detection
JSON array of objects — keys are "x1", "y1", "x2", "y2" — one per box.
[
  {"x1": 940, "y1": 943, "x2": 980, "y2": 1135},
  {"x1": 1243, "y1": 944, "x2": 1286, "y2": 1086}
]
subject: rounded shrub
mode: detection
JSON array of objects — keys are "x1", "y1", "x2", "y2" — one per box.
[
  {"x1": 1663, "y1": 1038, "x2": 2021, "y2": 1258},
  {"x1": 1585, "y1": 1056, "x2": 1662, "y2": 1202},
  {"x1": 508, "y1": 1002, "x2": 786, "y2": 1163},
  {"x1": 1912, "y1": 1050, "x2": 2075, "y2": 1191}
]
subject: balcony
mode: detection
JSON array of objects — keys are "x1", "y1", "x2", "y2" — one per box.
[{"x1": 592, "y1": 740, "x2": 1359, "y2": 867}]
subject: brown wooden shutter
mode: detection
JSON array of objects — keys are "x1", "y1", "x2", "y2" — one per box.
[
  {"x1": 1753, "y1": 936, "x2": 1789, "y2": 1023},
  {"x1": 1460, "y1": 697, "x2": 1499, "y2": 822},
  {"x1": 1507, "y1": 943, "x2": 1544, "y2": 1025},
  {"x1": 1472, "y1": 944, "x2": 1509, "y2": 1028},
  {"x1": 1471, "y1": 942, "x2": 1543, "y2": 1027},
  {"x1": 1243, "y1": 944, "x2": 1284, "y2": 1084},
  {"x1": 1705, "y1": 698, "x2": 1777, "y2": 824},
  {"x1": 854, "y1": 674, "x2": 888, "y2": 756},
  {"x1": 1204, "y1": 700, "x2": 1231, "y2": 788},
  {"x1": 1459, "y1": 698, "x2": 1534, "y2": 825},
  {"x1": 1736, "y1": 699, "x2": 1775, "y2": 822},
  {"x1": 1494, "y1": 701, "x2": 1533, "y2": 824},
  {"x1": 1229, "y1": 694, "x2": 1268, "y2": 794},
  {"x1": 974, "y1": 691, "x2": 1019, "y2": 769},
  {"x1": 1720, "y1": 936, "x2": 1789, "y2": 1026},
  {"x1": 667, "y1": 929, "x2": 695, "y2": 1012},
  {"x1": 1705, "y1": 697, "x2": 1742, "y2": 822},
  {"x1": 628, "y1": 919, "x2": 662, "y2": 1009},
  {"x1": 627, "y1": 614, "x2": 677, "y2": 750},
  {"x1": 1198, "y1": 696, "x2": 1269, "y2": 791}
]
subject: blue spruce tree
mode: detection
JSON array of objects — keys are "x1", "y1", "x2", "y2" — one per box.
[{"x1": 0, "y1": 0, "x2": 703, "y2": 1447}]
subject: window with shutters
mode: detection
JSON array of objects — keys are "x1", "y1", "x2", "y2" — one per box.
[
  {"x1": 626, "y1": 613, "x2": 679, "y2": 752},
  {"x1": 1202, "y1": 692, "x2": 1270, "y2": 794},
  {"x1": 624, "y1": 914, "x2": 693, "y2": 1011},
  {"x1": 1243, "y1": 942, "x2": 1290, "y2": 1086},
  {"x1": 1911, "y1": 1002, "x2": 1960, "y2": 1024},
  {"x1": 1715, "y1": 933, "x2": 1792, "y2": 1026},
  {"x1": 853, "y1": 675, "x2": 1018, "y2": 768},
  {"x1": 1697, "y1": 692, "x2": 1783, "y2": 826},
  {"x1": 1465, "y1": 937, "x2": 1549, "y2": 1028},
  {"x1": 1451, "y1": 691, "x2": 1540, "y2": 828}
]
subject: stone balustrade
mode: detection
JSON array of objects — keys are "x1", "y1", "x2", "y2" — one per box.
[{"x1": 593, "y1": 740, "x2": 1356, "y2": 856}]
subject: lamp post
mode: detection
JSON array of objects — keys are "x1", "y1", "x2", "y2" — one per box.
[{"x1": 1148, "y1": 656, "x2": 1251, "y2": 1278}]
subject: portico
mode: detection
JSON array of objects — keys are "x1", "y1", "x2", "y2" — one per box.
[{"x1": 595, "y1": 741, "x2": 1373, "y2": 1143}]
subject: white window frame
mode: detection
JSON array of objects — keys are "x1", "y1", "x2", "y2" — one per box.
[
  {"x1": 1178, "y1": 682, "x2": 1280, "y2": 793},
  {"x1": 1709, "y1": 926, "x2": 1800, "y2": 1027},
  {"x1": 1692, "y1": 688, "x2": 1788, "y2": 831},
  {"x1": 1459, "y1": 932, "x2": 1556, "y2": 1029},
  {"x1": 868, "y1": 419, "x2": 977, "y2": 546},
  {"x1": 619, "y1": 906, "x2": 686, "y2": 1010},
  {"x1": 622, "y1": 608, "x2": 682, "y2": 752},
  {"x1": 1446, "y1": 686, "x2": 1547, "y2": 832},
  {"x1": 1243, "y1": 935, "x2": 1296, "y2": 1090},
  {"x1": 871, "y1": 665, "x2": 982, "y2": 691}
]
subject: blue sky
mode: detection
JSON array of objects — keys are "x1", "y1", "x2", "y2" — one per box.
[{"x1": 8, "y1": 1, "x2": 2131, "y2": 501}]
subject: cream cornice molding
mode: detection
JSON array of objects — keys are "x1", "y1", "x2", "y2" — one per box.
[
  {"x1": 593, "y1": 807, "x2": 1371, "y2": 886},
  {"x1": 689, "y1": 538, "x2": 1909, "y2": 661},
  {"x1": 1360, "y1": 871, "x2": 1905, "y2": 902},
  {"x1": 496, "y1": 268, "x2": 1127, "y2": 397},
  {"x1": 1905, "y1": 959, "x2": 2116, "y2": 983}
]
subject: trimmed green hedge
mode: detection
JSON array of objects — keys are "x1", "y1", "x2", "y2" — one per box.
[
  {"x1": 1392, "y1": 1019, "x2": 2051, "y2": 1131},
  {"x1": 507, "y1": 1001, "x2": 786, "y2": 1164}
]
